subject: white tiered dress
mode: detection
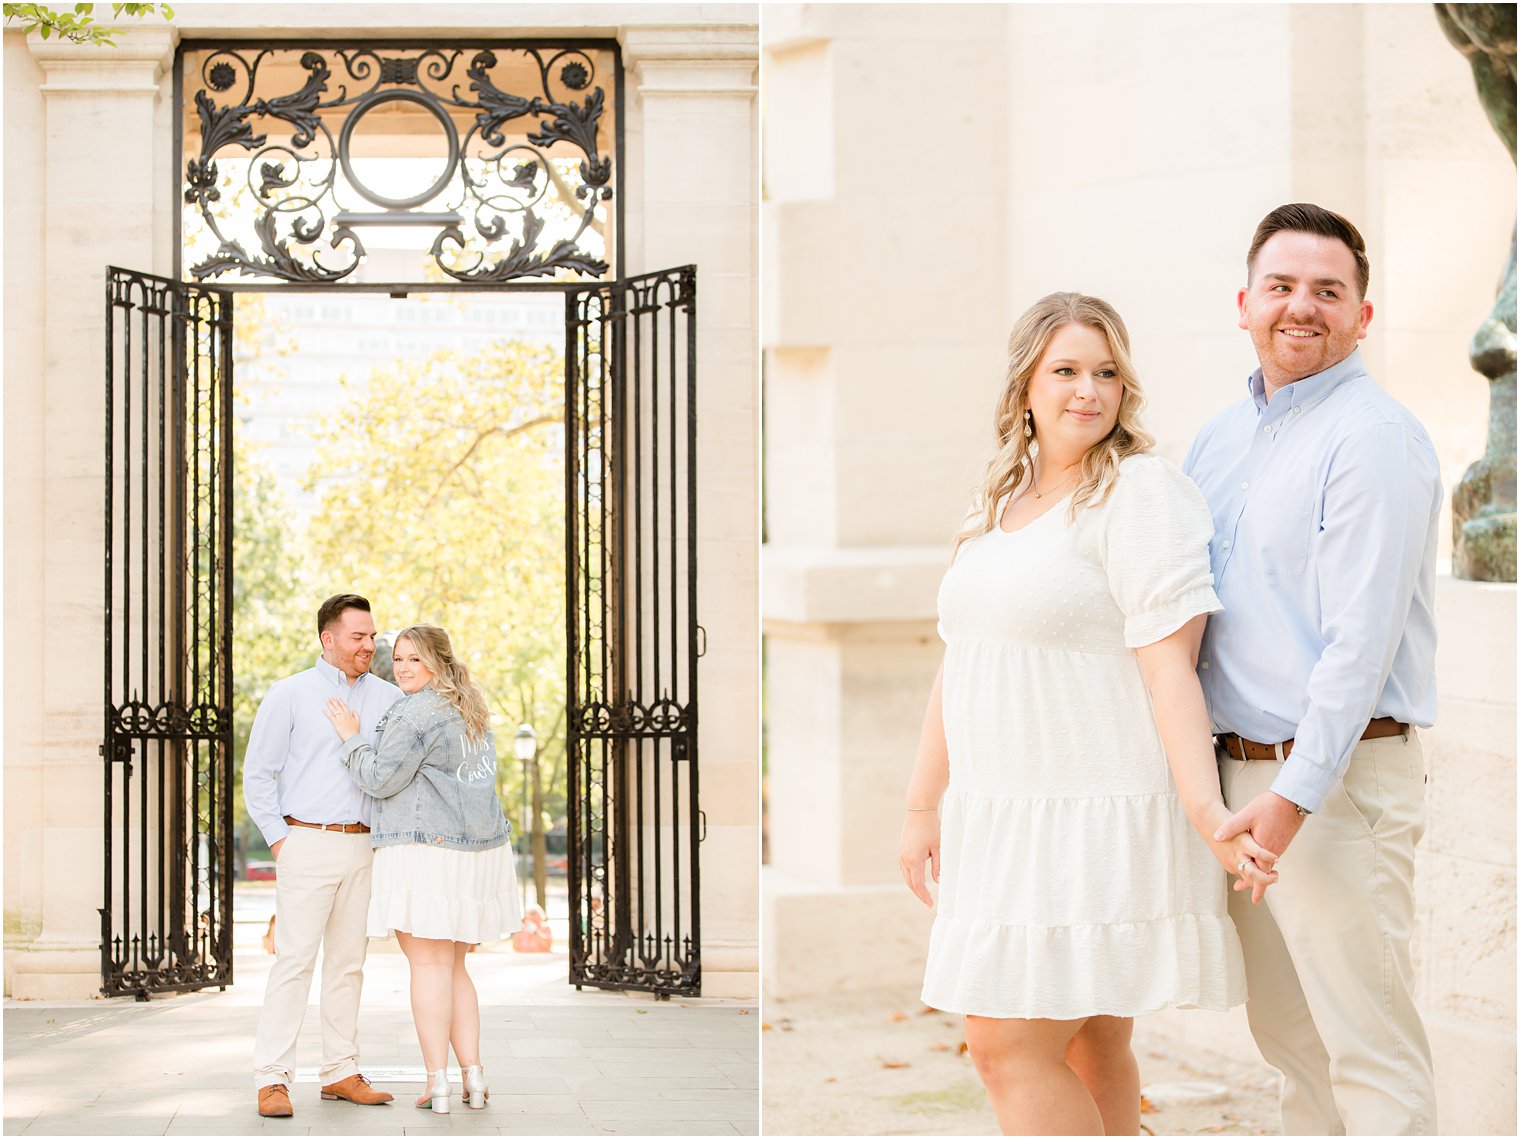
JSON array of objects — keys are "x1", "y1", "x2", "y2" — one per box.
[
  {"x1": 920, "y1": 454, "x2": 1246, "y2": 1019},
  {"x1": 368, "y1": 842, "x2": 521, "y2": 945}
]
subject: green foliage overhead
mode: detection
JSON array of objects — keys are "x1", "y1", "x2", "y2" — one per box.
[
  {"x1": 2, "y1": 3, "x2": 173, "y2": 44},
  {"x1": 302, "y1": 333, "x2": 569, "y2": 831},
  {"x1": 229, "y1": 304, "x2": 569, "y2": 887},
  {"x1": 230, "y1": 431, "x2": 314, "y2": 847}
]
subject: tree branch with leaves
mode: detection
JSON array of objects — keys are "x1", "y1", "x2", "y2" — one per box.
[{"x1": 3, "y1": 2, "x2": 173, "y2": 44}]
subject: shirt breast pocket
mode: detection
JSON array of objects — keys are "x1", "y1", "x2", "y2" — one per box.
[{"x1": 1257, "y1": 479, "x2": 1319, "y2": 579}]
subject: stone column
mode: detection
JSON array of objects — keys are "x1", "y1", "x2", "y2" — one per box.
[
  {"x1": 621, "y1": 23, "x2": 759, "y2": 998},
  {"x1": 6, "y1": 26, "x2": 176, "y2": 999},
  {"x1": 761, "y1": 5, "x2": 1012, "y2": 998}
]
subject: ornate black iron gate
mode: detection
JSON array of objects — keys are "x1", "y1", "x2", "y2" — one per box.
[
  {"x1": 566, "y1": 267, "x2": 701, "y2": 997},
  {"x1": 101, "y1": 268, "x2": 235, "y2": 999},
  {"x1": 100, "y1": 39, "x2": 700, "y2": 1001}
]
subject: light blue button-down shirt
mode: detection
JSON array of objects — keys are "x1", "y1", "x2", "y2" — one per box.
[
  {"x1": 1182, "y1": 348, "x2": 1441, "y2": 812},
  {"x1": 243, "y1": 655, "x2": 404, "y2": 847}
]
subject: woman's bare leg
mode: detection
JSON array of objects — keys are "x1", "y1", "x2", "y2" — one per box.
[
  {"x1": 1066, "y1": 1015, "x2": 1140, "y2": 1135},
  {"x1": 963, "y1": 1015, "x2": 1104, "y2": 1135},
  {"x1": 397, "y1": 931, "x2": 455, "y2": 1104},
  {"x1": 448, "y1": 942, "x2": 482, "y2": 1068}
]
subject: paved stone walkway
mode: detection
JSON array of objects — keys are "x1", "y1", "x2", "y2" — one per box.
[{"x1": 5, "y1": 900, "x2": 757, "y2": 1137}]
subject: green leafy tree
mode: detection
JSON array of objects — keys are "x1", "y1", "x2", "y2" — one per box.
[
  {"x1": 3, "y1": 2, "x2": 171, "y2": 44},
  {"x1": 229, "y1": 295, "x2": 307, "y2": 865},
  {"x1": 304, "y1": 335, "x2": 567, "y2": 907},
  {"x1": 229, "y1": 433, "x2": 313, "y2": 862}
]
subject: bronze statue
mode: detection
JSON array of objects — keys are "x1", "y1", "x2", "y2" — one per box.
[{"x1": 1437, "y1": 3, "x2": 1516, "y2": 581}]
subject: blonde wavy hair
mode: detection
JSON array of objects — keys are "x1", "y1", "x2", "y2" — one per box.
[
  {"x1": 395, "y1": 624, "x2": 492, "y2": 742},
  {"x1": 953, "y1": 292, "x2": 1155, "y2": 556}
]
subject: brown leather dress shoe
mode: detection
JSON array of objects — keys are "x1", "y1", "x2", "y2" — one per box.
[
  {"x1": 320, "y1": 1072, "x2": 394, "y2": 1105},
  {"x1": 258, "y1": 1083, "x2": 293, "y2": 1117}
]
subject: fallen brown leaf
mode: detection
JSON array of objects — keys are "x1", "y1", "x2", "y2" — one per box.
[
  {"x1": 918, "y1": 1005, "x2": 940, "y2": 1015},
  {"x1": 957, "y1": 1041, "x2": 970, "y2": 1055},
  {"x1": 881, "y1": 1059, "x2": 911, "y2": 1069},
  {"x1": 928, "y1": 1041, "x2": 950, "y2": 1052},
  {"x1": 888, "y1": 1010, "x2": 908, "y2": 1021},
  {"x1": 761, "y1": 1023, "x2": 773, "y2": 1031},
  {"x1": 1140, "y1": 1095, "x2": 1158, "y2": 1114},
  {"x1": 825, "y1": 1076, "x2": 837, "y2": 1083}
]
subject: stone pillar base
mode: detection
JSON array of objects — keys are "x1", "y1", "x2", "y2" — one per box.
[
  {"x1": 763, "y1": 872, "x2": 934, "y2": 1003},
  {"x1": 6, "y1": 940, "x2": 101, "y2": 1001},
  {"x1": 698, "y1": 942, "x2": 758, "y2": 1000}
]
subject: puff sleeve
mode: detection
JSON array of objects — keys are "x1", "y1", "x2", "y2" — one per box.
[{"x1": 1098, "y1": 455, "x2": 1222, "y2": 648}]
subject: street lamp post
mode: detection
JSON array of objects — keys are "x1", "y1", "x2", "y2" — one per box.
[{"x1": 513, "y1": 724, "x2": 537, "y2": 912}]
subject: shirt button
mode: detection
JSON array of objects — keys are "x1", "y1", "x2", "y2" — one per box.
[
  {"x1": 1293, "y1": 406, "x2": 1302, "y2": 415},
  {"x1": 1200, "y1": 661, "x2": 1210, "y2": 670},
  {"x1": 1222, "y1": 540, "x2": 1232, "y2": 549},
  {"x1": 1264, "y1": 425, "x2": 1272, "y2": 434},
  {"x1": 1241, "y1": 481, "x2": 1250, "y2": 490}
]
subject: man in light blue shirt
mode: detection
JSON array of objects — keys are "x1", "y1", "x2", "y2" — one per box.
[
  {"x1": 1185, "y1": 204, "x2": 1440, "y2": 1135},
  {"x1": 246, "y1": 593, "x2": 403, "y2": 1117}
]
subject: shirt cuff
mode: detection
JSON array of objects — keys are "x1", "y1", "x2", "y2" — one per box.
[
  {"x1": 338, "y1": 735, "x2": 369, "y2": 765},
  {"x1": 259, "y1": 816, "x2": 291, "y2": 847},
  {"x1": 1269, "y1": 763, "x2": 1332, "y2": 815}
]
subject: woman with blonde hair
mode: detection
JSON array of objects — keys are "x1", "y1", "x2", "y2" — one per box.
[
  {"x1": 898, "y1": 292, "x2": 1277, "y2": 1135},
  {"x1": 323, "y1": 623, "x2": 520, "y2": 1115}
]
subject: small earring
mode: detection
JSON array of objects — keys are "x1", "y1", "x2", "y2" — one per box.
[{"x1": 1023, "y1": 410, "x2": 1033, "y2": 440}]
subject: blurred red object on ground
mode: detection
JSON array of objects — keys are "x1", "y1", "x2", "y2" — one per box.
[{"x1": 511, "y1": 904, "x2": 553, "y2": 953}]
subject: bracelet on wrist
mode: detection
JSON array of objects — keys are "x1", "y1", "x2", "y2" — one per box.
[{"x1": 905, "y1": 805, "x2": 937, "y2": 812}]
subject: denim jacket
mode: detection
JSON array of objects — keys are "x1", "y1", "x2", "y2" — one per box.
[{"x1": 338, "y1": 687, "x2": 511, "y2": 851}]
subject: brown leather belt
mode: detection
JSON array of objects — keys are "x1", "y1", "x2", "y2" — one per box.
[
  {"x1": 284, "y1": 815, "x2": 370, "y2": 834},
  {"x1": 1217, "y1": 717, "x2": 1409, "y2": 762}
]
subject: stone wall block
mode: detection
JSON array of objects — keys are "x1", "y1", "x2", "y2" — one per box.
[
  {"x1": 1424, "y1": 1013, "x2": 1517, "y2": 1135},
  {"x1": 764, "y1": 636, "x2": 844, "y2": 884},
  {"x1": 761, "y1": 200, "x2": 837, "y2": 349},
  {"x1": 1423, "y1": 729, "x2": 1514, "y2": 862},
  {"x1": 837, "y1": 630, "x2": 942, "y2": 886},
  {"x1": 763, "y1": 876, "x2": 933, "y2": 1000},
  {"x1": 1413, "y1": 851, "x2": 1515, "y2": 1026}
]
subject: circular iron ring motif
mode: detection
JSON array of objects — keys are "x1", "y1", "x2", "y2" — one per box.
[{"x1": 337, "y1": 89, "x2": 461, "y2": 211}]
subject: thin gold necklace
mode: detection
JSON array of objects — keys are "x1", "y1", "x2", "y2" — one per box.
[{"x1": 1030, "y1": 466, "x2": 1078, "y2": 499}]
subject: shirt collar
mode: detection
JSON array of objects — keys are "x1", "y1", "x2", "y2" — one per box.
[
  {"x1": 1247, "y1": 347, "x2": 1367, "y2": 414},
  {"x1": 315, "y1": 654, "x2": 364, "y2": 689}
]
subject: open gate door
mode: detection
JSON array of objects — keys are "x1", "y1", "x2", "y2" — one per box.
[
  {"x1": 101, "y1": 267, "x2": 235, "y2": 999},
  {"x1": 565, "y1": 266, "x2": 702, "y2": 998}
]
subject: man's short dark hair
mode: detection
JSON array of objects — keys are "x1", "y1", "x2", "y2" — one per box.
[
  {"x1": 317, "y1": 593, "x2": 371, "y2": 637},
  {"x1": 1247, "y1": 203, "x2": 1371, "y2": 299}
]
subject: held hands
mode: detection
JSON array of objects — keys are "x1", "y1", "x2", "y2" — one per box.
[
  {"x1": 1199, "y1": 800, "x2": 1282, "y2": 904},
  {"x1": 898, "y1": 809, "x2": 941, "y2": 908},
  {"x1": 322, "y1": 697, "x2": 360, "y2": 742},
  {"x1": 1213, "y1": 791, "x2": 1306, "y2": 884}
]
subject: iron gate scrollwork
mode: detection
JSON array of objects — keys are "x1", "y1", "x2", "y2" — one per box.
[
  {"x1": 177, "y1": 42, "x2": 618, "y2": 286},
  {"x1": 566, "y1": 267, "x2": 701, "y2": 997},
  {"x1": 102, "y1": 268, "x2": 235, "y2": 999}
]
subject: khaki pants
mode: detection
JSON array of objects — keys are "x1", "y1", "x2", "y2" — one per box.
[
  {"x1": 252, "y1": 827, "x2": 373, "y2": 1089},
  {"x1": 1220, "y1": 732, "x2": 1436, "y2": 1136}
]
